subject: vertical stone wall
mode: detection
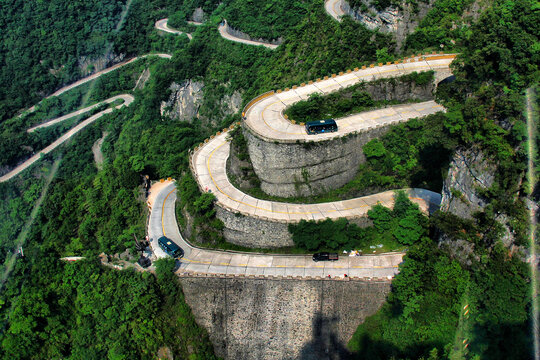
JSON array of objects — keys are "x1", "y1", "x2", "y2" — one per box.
[
  {"x1": 244, "y1": 125, "x2": 392, "y2": 198},
  {"x1": 180, "y1": 276, "x2": 391, "y2": 360},
  {"x1": 216, "y1": 206, "x2": 293, "y2": 248}
]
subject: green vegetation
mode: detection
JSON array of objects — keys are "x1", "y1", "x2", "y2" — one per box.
[
  {"x1": 177, "y1": 173, "x2": 225, "y2": 245},
  {"x1": 284, "y1": 71, "x2": 434, "y2": 123},
  {"x1": 350, "y1": 0, "x2": 538, "y2": 358},
  {"x1": 0, "y1": 57, "x2": 159, "y2": 173},
  {"x1": 1, "y1": 256, "x2": 218, "y2": 359},
  {"x1": 217, "y1": 0, "x2": 310, "y2": 40},
  {"x1": 405, "y1": 0, "x2": 476, "y2": 51},
  {"x1": 0, "y1": 0, "x2": 537, "y2": 358},
  {"x1": 349, "y1": 238, "x2": 530, "y2": 359},
  {"x1": 289, "y1": 191, "x2": 427, "y2": 252}
]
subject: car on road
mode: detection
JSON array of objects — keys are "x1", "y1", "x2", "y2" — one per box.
[
  {"x1": 157, "y1": 236, "x2": 184, "y2": 258},
  {"x1": 305, "y1": 119, "x2": 338, "y2": 135},
  {"x1": 312, "y1": 252, "x2": 339, "y2": 262}
]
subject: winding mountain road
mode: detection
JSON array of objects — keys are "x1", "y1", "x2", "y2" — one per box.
[
  {"x1": 243, "y1": 56, "x2": 454, "y2": 142},
  {"x1": 1, "y1": 94, "x2": 134, "y2": 183},
  {"x1": 149, "y1": 181, "x2": 403, "y2": 279},
  {"x1": 155, "y1": 18, "x2": 193, "y2": 39},
  {"x1": 3, "y1": 53, "x2": 170, "y2": 183},
  {"x1": 218, "y1": 21, "x2": 279, "y2": 49},
  {"x1": 325, "y1": 0, "x2": 347, "y2": 21},
  {"x1": 11, "y1": 7, "x2": 456, "y2": 281},
  {"x1": 190, "y1": 55, "x2": 454, "y2": 223}
]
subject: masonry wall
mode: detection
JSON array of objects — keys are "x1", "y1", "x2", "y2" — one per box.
[
  {"x1": 244, "y1": 125, "x2": 392, "y2": 198},
  {"x1": 216, "y1": 205, "x2": 293, "y2": 248},
  {"x1": 179, "y1": 276, "x2": 391, "y2": 360}
]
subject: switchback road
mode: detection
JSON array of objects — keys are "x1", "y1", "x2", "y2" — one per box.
[{"x1": 149, "y1": 181, "x2": 403, "y2": 279}]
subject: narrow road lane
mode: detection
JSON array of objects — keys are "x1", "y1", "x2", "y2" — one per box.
[
  {"x1": 1, "y1": 94, "x2": 134, "y2": 183},
  {"x1": 155, "y1": 18, "x2": 193, "y2": 39},
  {"x1": 149, "y1": 182, "x2": 404, "y2": 279},
  {"x1": 218, "y1": 21, "x2": 279, "y2": 49}
]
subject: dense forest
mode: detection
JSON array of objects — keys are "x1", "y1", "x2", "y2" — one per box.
[{"x1": 0, "y1": 0, "x2": 538, "y2": 359}]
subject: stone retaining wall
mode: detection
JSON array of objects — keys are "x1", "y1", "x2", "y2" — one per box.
[
  {"x1": 179, "y1": 276, "x2": 391, "y2": 360},
  {"x1": 244, "y1": 124, "x2": 392, "y2": 197},
  {"x1": 216, "y1": 205, "x2": 293, "y2": 248},
  {"x1": 244, "y1": 78, "x2": 435, "y2": 198}
]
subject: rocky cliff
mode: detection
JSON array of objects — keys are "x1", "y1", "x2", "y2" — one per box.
[
  {"x1": 341, "y1": 0, "x2": 434, "y2": 51},
  {"x1": 180, "y1": 276, "x2": 391, "y2": 360},
  {"x1": 160, "y1": 80, "x2": 204, "y2": 121},
  {"x1": 438, "y1": 148, "x2": 523, "y2": 262},
  {"x1": 440, "y1": 148, "x2": 495, "y2": 220},
  {"x1": 161, "y1": 80, "x2": 243, "y2": 124}
]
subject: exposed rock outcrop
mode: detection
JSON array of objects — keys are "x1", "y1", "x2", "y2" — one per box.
[
  {"x1": 78, "y1": 52, "x2": 125, "y2": 77},
  {"x1": 192, "y1": 7, "x2": 205, "y2": 23},
  {"x1": 342, "y1": 0, "x2": 434, "y2": 51},
  {"x1": 161, "y1": 80, "x2": 243, "y2": 124},
  {"x1": 439, "y1": 148, "x2": 495, "y2": 220},
  {"x1": 438, "y1": 148, "x2": 521, "y2": 261},
  {"x1": 160, "y1": 80, "x2": 204, "y2": 121}
]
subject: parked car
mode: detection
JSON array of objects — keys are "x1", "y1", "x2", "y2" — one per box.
[{"x1": 312, "y1": 252, "x2": 339, "y2": 262}]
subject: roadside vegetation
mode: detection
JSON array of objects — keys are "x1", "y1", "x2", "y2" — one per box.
[
  {"x1": 284, "y1": 71, "x2": 434, "y2": 123},
  {"x1": 349, "y1": 0, "x2": 538, "y2": 358},
  {"x1": 289, "y1": 191, "x2": 426, "y2": 253},
  {"x1": 0, "y1": 0, "x2": 537, "y2": 359}
]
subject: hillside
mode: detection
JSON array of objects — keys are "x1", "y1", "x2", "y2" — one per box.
[{"x1": 0, "y1": 0, "x2": 538, "y2": 359}]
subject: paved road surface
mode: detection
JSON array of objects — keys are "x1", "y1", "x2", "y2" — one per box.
[
  {"x1": 192, "y1": 131, "x2": 441, "y2": 222},
  {"x1": 325, "y1": 0, "x2": 346, "y2": 21},
  {"x1": 149, "y1": 182, "x2": 403, "y2": 279},
  {"x1": 218, "y1": 21, "x2": 279, "y2": 49},
  {"x1": 1, "y1": 94, "x2": 134, "y2": 183},
  {"x1": 20, "y1": 53, "x2": 171, "y2": 116},
  {"x1": 155, "y1": 18, "x2": 193, "y2": 39},
  {"x1": 244, "y1": 56, "x2": 454, "y2": 141},
  {"x1": 27, "y1": 94, "x2": 132, "y2": 133}
]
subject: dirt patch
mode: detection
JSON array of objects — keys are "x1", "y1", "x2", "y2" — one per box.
[
  {"x1": 92, "y1": 131, "x2": 109, "y2": 169},
  {"x1": 147, "y1": 180, "x2": 173, "y2": 209}
]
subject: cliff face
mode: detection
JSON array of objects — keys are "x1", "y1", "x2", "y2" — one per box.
[
  {"x1": 160, "y1": 80, "x2": 204, "y2": 122},
  {"x1": 161, "y1": 80, "x2": 243, "y2": 124},
  {"x1": 440, "y1": 148, "x2": 495, "y2": 220},
  {"x1": 180, "y1": 276, "x2": 391, "y2": 360},
  {"x1": 438, "y1": 148, "x2": 522, "y2": 261},
  {"x1": 342, "y1": 0, "x2": 434, "y2": 51}
]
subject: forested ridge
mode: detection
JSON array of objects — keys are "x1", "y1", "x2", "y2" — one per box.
[{"x1": 0, "y1": 0, "x2": 538, "y2": 359}]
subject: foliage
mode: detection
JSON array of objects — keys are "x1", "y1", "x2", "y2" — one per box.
[
  {"x1": 0, "y1": 257, "x2": 219, "y2": 360},
  {"x1": 350, "y1": 1, "x2": 537, "y2": 358},
  {"x1": 404, "y1": 0, "x2": 476, "y2": 52},
  {"x1": 217, "y1": 0, "x2": 310, "y2": 40},
  {"x1": 289, "y1": 191, "x2": 427, "y2": 251},
  {"x1": 177, "y1": 173, "x2": 224, "y2": 245}
]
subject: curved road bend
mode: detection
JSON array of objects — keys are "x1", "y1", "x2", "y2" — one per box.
[
  {"x1": 27, "y1": 94, "x2": 132, "y2": 133},
  {"x1": 244, "y1": 55, "x2": 454, "y2": 141},
  {"x1": 325, "y1": 0, "x2": 346, "y2": 21},
  {"x1": 218, "y1": 21, "x2": 279, "y2": 49},
  {"x1": 0, "y1": 94, "x2": 135, "y2": 183},
  {"x1": 149, "y1": 181, "x2": 404, "y2": 279},
  {"x1": 155, "y1": 18, "x2": 193, "y2": 39},
  {"x1": 21, "y1": 53, "x2": 171, "y2": 115},
  {"x1": 193, "y1": 131, "x2": 441, "y2": 221}
]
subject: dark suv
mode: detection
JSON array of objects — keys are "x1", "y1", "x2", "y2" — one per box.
[{"x1": 312, "y1": 252, "x2": 339, "y2": 262}]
